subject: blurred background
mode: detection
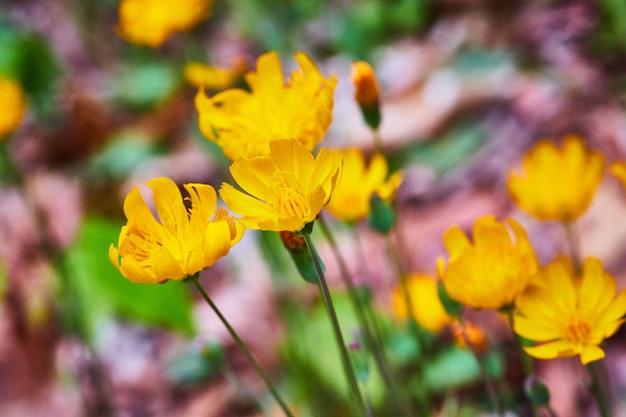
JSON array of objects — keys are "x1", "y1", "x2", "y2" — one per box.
[{"x1": 2, "y1": 0, "x2": 626, "y2": 416}]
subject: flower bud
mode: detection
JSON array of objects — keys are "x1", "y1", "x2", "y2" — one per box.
[
  {"x1": 279, "y1": 231, "x2": 324, "y2": 284},
  {"x1": 351, "y1": 61, "x2": 381, "y2": 130}
]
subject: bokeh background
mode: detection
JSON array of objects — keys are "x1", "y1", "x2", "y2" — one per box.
[{"x1": 2, "y1": 0, "x2": 626, "y2": 416}]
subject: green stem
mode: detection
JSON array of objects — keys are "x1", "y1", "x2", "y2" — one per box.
[
  {"x1": 190, "y1": 277, "x2": 296, "y2": 417},
  {"x1": 318, "y1": 216, "x2": 414, "y2": 417},
  {"x1": 505, "y1": 308, "x2": 533, "y2": 376},
  {"x1": 505, "y1": 309, "x2": 537, "y2": 417},
  {"x1": 587, "y1": 361, "x2": 611, "y2": 417},
  {"x1": 459, "y1": 315, "x2": 504, "y2": 417},
  {"x1": 563, "y1": 221, "x2": 583, "y2": 274},
  {"x1": 302, "y1": 233, "x2": 368, "y2": 417},
  {"x1": 372, "y1": 130, "x2": 384, "y2": 153}
]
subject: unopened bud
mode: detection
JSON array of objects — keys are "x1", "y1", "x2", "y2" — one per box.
[
  {"x1": 351, "y1": 61, "x2": 381, "y2": 130},
  {"x1": 279, "y1": 231, "x2": 324, "y2": 284}
]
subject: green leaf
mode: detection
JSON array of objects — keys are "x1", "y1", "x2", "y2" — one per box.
[
  {"x1": 110, "y1": 61, "x2": 181, "y2": 110},
  {"x1": 62, "y1": 217, "x2": 194, "y2": 342}
]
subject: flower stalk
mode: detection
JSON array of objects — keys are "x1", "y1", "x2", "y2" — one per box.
[
  {"x1": 587, "y1": 361, "x2": 611, "y2": 417},
  {"x1": 301, "y1": 232, "x2": 368, "y2": 417},
  {"x1": 189, "y1": 276, "x2": 296, "y2": 417},
  {"x1": 318, "y1": 216, "x2": 413, "y2": 417}
]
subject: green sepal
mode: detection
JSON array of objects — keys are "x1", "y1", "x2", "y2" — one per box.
[
  {"x1": 368, "y1": 194, "x2": 396, "y2": 234},
  {"x1": 437, "y1": 281, "x2": 463, "y2": 318},
  {"x1": 348, "y1": 343, "x2": 371, "y2": 383},
  {"x1": 360, "y1": 104, "x2": 381, "y2": 131}
]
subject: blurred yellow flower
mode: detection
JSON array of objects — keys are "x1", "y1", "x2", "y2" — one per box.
[
  {"x1": 515, "y1": 257, "x2": 626, "y2": 365},
  {"x1": 195, "y1": 51, "x2": 337, "y2": 161},
  {"x1": 220, "y1": 140, "x2": 342, "y2": 232},
  {"x1": 391, "y1": 273, "x2": 453, "y2": 333},
  {"x1": 109, "y1": 177, "x2": 244, "y2": 284},
  {"x1": 507, "y1": 135, "x2": 605, "y2": 222},
  {"x1": 117, "y1": 0, "x2": 212, "y2": 47},
  {"x1": 184, "y1": 63, "x2": 238, "y2": 90},
  {"x1": 325, "y1": 148, "x2": 402, "y2": 222},
  {"x1": 611, "y1": 161, "x2": 626, "y2": 188},
  {"x1": 351, "y1": 61, "x2": 380, "y2": 108},
  {"x1": 437, "y1": 216, "x2": 538, "y2": 310},
  {"x1": 0, "y1": 76, "x2": 27, "y2": 139}
]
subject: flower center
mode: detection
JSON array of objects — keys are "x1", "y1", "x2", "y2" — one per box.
[
  {"x1": 564, "y1": 314, "x2": 591, "y2": 342},
  {"x1": 270, "y1": 173, "x2": 310, "y2": 219}
]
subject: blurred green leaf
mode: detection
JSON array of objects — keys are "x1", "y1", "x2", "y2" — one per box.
[
  {"x1": 422, "y1": 347, "x2": 503, "y2": 392},
  {"x1": 0, "y1": 24, "x2": 61, "y2": 116},
  {"x1": 281, "y1": 294, "x2": 385, "y2": 413},
  {"x1": 387, "y1": 124, "x2": 488, "y2": 173},
  {"x1": 63, "y1": 217, "x2": 194, "y2": 342},
  {"x1": 165, "y1": 341, "x2": 225, "y2": 387},
  {"x1": 111, "y1": 61, "x2": 181, "y2": 110},
  {"x1": 88, "y1": 131, "x2": 165, "y2": 180}
]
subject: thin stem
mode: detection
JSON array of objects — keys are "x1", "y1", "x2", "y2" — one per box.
[
  {"x1": 302, "y1": 234, "x2": 368, "y2": 417},
  {"x1": 318, "y1": 216, "x2": 414, "y2": 417},
  {"x1": 385, "y1": 235, "x2": 415, "y2": 330},
  {"x1": 191, "y1": 278, "x2": 296, "y2": 417},
  {"x1": 459, "y1": 315, "x2": 504, "y2": 417},
  {"x1": 505, "y1": 309, "x2": 537, "y2": 417},
  {"x1": 505, "y1": 308, "x2": 533, "y2": 376},
  {"x1": 587, "y1": 361, "x2": 611, "y2": 417},
  {"x1": 372, "y1": 130, "x2": 384, "y2": 153},
  {"x1": 563, "y1": 221, "x2": 582, "y2": 274}
]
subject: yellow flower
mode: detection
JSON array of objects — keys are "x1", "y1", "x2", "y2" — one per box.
[
  {"x1": 109, "y1": 177, "x2": 244, "y2": 284},
  {"x1": 117, "y1": 0, "x2": 212, "y2": 47},
  {"x1": 507, "y1": 135, "x2": 605, "y2": 222},
  {"x1": 391, "y1": 274, "x2": 454, "y2": 333},
  {"x1": 0, "y1": 76, "x2": 27, "y2": 139},
  {"x1": 611, "y1": 161, "x2": 626, "y2": 188},
  {"x1": 325, "y1": 148, "x2": 402, "y2": 222},
  {"x1": 514, "y1": 257, "x2": 626, "y2": 364},
  {"x1": 219, "y1": 140, "x2": 342, "y2": 232},
  {"x1": 351, "y1": 61, "x2": 380, "y2": 108},
  {"x1": 195, "y1": 51, "x2": 337, "y2": 161},
  {"x1": 184, "y1": 56, "x2": 249, "y2": 91},
  {"x1": 437, "y1": 215, "x2": 539, "y2": 310}
]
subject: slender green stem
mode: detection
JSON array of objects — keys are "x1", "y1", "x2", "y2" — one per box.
[
  {"x1": 505, "y1": 309, "x2": 537, "y2": 417},
  {"x1": 587, "y1": 361, "x2": 611, "y2": 417},
  {"x1": 372, "y1": 130, "x2": 384, "y2": 153},
  {"x1": 505, "y1": 308, "x2": 533, "y2": 376},
  {"x1": 385, "y1": 235, "x2": 414, "y2": 321},
  {"x1": 459, "y1": 315, "x2": 504, "y2": 417},
  {"x1": 302, "y1": 233, "x2": 368, "y2": 417},
  {"x1": 190, "y1": 278, "x2": 296, "y2": 417},
  {"x1": 563, "y1": 221, "x2": 582, "y2": 274},
  {"x1": 318, "y1": 216, "x2": 414, "y2": 417}
]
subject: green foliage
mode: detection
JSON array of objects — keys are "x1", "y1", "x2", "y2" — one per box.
[
  {"x1": 281, "y1": 294, "x2": 385, "y2": 415},
  {"x1": 0, "y1": 22, "x2": 61, "y2": 116},
  {"x1": 422, "y1": 347, "x2": 503, "y2": 392},
  {"x1": 386, "y1": 123, "x2": 489, "y2": 174},
  {"x1": 62, "y1": 217, "x2": 194, "y2": 342},
  {"x1": 110, "y1": 60, "x2": 182, "y2": 110},
  {"x1": 88, "y1": 131, "x2": 166, "y2": 181},
  {"x1": 164, "y1": 341, "x2": 226, "y2": 387}
]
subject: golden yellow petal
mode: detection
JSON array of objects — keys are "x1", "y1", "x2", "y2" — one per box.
[
  {"x1": 442, "y1": 225, "x2": 470, "y2": 255},
  {"x1": 148, "y1": 177, "x2": 190, "y2": 235},
  {"x1": 229, "y1": 157, "x2": 277, "y2": 202},
  {"x1": 220, "y1": 182, "x2": 278, "y2": 219},
  {"x1": 580, "y1": 345, "x2": 606, "y2": 365},
  {"x1": 523, "y1": 340, "x2": 578, "y2": 360}
]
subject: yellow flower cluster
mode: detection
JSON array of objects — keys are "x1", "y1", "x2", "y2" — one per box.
[
  {"x1": 325, "y1": 148, "x2": 402, "y2": 222},
  {"x1": 507, "y1": 135, "x2": 605, "y2": 222},
  {"x1": 515, "y1": 257, "x2": 626, "y2": 364},
  {"x1": 220, "y1": 140, "x2": 343, "y2": 232},
  {"x1": 117, "y1": 0, "x2": 213, "y2": 47},
  {"x1": 0, "y1": 76, "x2": 27, "y2": 139},
  {"x1": 109, "y1": 177, "x2": 244, "y2": 283},
  {"x1": 195, "y1": 51, "x2": 337, "y2": 161},
  {"x1": 437, "y1": 216, "x2": 538, "y2": 310}
]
